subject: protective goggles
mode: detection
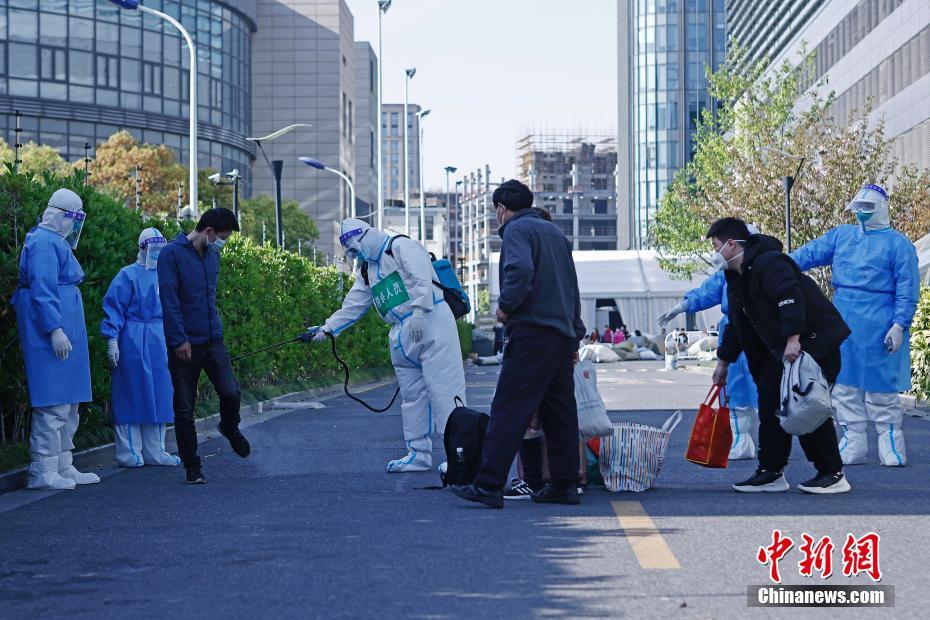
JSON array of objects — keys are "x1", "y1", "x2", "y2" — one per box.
[
  {"x1": 847, "y1": 184, "x2": 888, "y2": 213},
  {"x1": 339, "y1": 228, "x2": 365, "y2": 247},
  {"x1": 56, "y1": 208, "x2": 86, "y2": 249}
]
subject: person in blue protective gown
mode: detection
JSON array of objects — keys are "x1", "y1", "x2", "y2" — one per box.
[
  {"x1": 303, "y1": 218, "x2": 467, "y2": 473},
  {"x1": 11, "y1": 188, "x2": 100, "y2": 490},
  {"x1": 658, "y1": 270, "x2": 760, "y2": 460},
  {"x1": 791, "y1": 184, "x2": 919, "y2": 467},
  {"x1": 100, "y1": 228, "x2": 180, "y2": 468}
]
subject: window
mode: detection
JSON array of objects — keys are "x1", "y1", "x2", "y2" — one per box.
[
  {"x1": 120, "y1": 58, "x2": 140, "y2": 92},
  {"x1": 143, "y1": 62, "x2": 162, "y2": 95},
  {"x1": 69, "y1": 50, "x2": 92, "y2": 85},
  {"x1": 342, "y1": 92, "x2": 348, "y2": 138},
  {"x1": 9, "y1": 9, "x2": 38, "y2": 43},
  {"x1": 10, "y1": 43, "x2": 37, "y2": 79},
  {"x1": 369, "y1": 59, "x2": 375, "y2": 92},
  {"x1": 40, "y1": 46, "x2": 66, "y2": 82},
  {"x1": 96, "y1": 54, "x2": 118, "y2": 88},
  {"x1": 426, "y1": 216, "x2": 434, "y2": 241},
  {"x1": 594, "y1": 199, "x2": 609, "y2": 214},
  {"x1": 563, "y1": 198, "x2": 573, "y2": 214},
  {"x1": 348, "y1": 99, "x2": 353, "y2": 144},
  {"x1": 390, "y1": 112, "x2": 399, "y2": 137},
  {"x1": 370, "y1": 130, "x2": 375, "y2": 168}
]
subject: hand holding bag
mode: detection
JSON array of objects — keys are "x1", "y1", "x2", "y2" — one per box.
[
  {"x1": 778, "y1": 352, "x2": 832, "y2": 435},
  {"x1": 685, "y1": 385, "x2": 732, "y2": 468}
]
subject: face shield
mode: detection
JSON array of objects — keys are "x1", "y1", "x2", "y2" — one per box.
[
  {"x1": 140, "y1": 235, "x2": 167, "y2": 270},
  {"x1": 339, "y1": 227, "x2": 366, "y2": 260},
  {"x1": 846, "y1": 184, "x2": 890, "y2": 230},
  {"x1": 59, "y1": 208, "x2": 86, "y2": 249}
]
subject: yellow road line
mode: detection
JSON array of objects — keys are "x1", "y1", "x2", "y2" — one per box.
[{"x1": 611, "y1": 500, "x2": 681, "y2": 570}]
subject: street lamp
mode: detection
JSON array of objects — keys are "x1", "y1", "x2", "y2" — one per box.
[
  {"x1": 299, "y1": 157, "x2": 357, "y2": 220},
  {"x1": 108, "y1": 0, "x2": 199, "y2": 216},
  {"x1": 208, "y1": 169, "x2": 241, "y2": 221},
  {"x1": 445, "y1": 166, "x2": 458, "y2": 258},
  {"x1": 403, "y1": 67, "x2": 416, "y2": 236},
  {"x1": 247, "y1": 124, "x2": 312, "y2": 248},
  {"x1": 761, "y1": 146, "x2": 806, "y2": 252},
  {"x1": 377, "y1": 0, "x2": 392, "y2": 230},
  {"x1": 416, "y1": 108, "x2": 431, "y2": 242}
]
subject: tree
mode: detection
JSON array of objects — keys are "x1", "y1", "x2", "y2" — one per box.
[
  {"x1": 0, "y1": 138, "x2": 72, "y2": 179},
  {"x1": 83, "y1": 130, "x2": 186, "y2": 216},
  {"x1": 238, "y1": 194, "x2": 319, "y2": 255},
  {"x1": 652, "y1": 45, "x2": 930, "y2": 282}
]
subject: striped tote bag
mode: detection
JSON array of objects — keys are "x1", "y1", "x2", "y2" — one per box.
[{"x1": 599, "y1": 411, "x2": 682, "y2": 492}]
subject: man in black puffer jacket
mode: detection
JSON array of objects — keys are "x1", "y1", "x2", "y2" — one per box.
[{"x1": 709, "y1": 218, "x2": 852, "y2": 494}]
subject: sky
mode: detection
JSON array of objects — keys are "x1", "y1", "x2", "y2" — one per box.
[{"x1": 345, "y1": 0, "x2": 618, "y2": 191}]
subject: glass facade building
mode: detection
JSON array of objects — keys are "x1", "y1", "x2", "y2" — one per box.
[
  {"x1": 0, "y1": 0, "x2": 256, "y2": 192},
  {"x1": 621, "y1": 0, "x2": 725, "y2": 247}
]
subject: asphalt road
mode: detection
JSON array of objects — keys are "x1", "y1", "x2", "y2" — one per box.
[{"x1": 1, "y1": 361, "x2": 928, "y2": 619}]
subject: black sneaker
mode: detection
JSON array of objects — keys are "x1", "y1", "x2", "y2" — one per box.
[
  {"x1": 451, "y1": 483, "x2": 504, "y2": 509},
  {"x1": 185, "y1": 465, "x2": 206, "y2": 485},
  {"x1": 504, "y1": 478, "x2": 535, "y2": 500},
  {"x1": 531, "y1": 483, "x2": 581, "y2": 505},
  {"x1": 798, "y1": 472, "x2": 851, "y2": 494},
  {"x1": 218, "y1": 423, "x2": 251, "y2": 458},
  {"x1": 732, "y1": 469, "x2": 789, "y2": 493}
]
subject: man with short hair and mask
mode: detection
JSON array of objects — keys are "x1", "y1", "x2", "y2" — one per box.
[
  {"x1": 158, "y1": 208, "x2": 249, "y2": 484},
  {"x1": 11, "y1": 188, "x2": 100, "y2": 490},
  {"x1": 304, "y1": 218, "x2": 466, "y2": 473},
  {"x1": 101, "y1": 228, "x2": 180, "y2": 468},
  {"x1": 790, "y1": 184, "x2": 919, "y2": 467}
]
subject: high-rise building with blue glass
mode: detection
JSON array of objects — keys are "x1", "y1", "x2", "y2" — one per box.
[{"x1": 617, "y1": 0, "x2": 726, "y2": 249}]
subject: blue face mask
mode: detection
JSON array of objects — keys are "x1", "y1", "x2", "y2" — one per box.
[{"x1": 855, "y1": 211, "x2": 874, "y2": 225}]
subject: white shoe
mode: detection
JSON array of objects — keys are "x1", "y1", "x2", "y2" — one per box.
[
  {"x1": 387, "y1": 450, "x2": 432, "y2": 473},
  {"x1": 437, "y1": 461, "x2": 448, "y2": 475},
  {"x1": 798, "y1": 472, "x2": 851, "y2": 494}
]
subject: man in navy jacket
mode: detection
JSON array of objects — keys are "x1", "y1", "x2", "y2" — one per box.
[
  {"x1": 452, "y1": 180, "x2": 586, "y2": 508},
  {"x1": 158, "y1": 208, "x2": 249, "y2": 484}
]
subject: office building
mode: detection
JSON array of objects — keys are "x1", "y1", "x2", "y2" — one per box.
[
  {"x1": 729, "y1": 0, "x2": 930, "y2": 175},
  {"x1": 517, "y1": 133, "x2": 619, "y2": 251},
  {"x1": 458, "y1": 165, "x2": 501, "y2": 324},
  {"x1": 617, "y1": 0, "x2": 727, "y2": 248},
  {"x1": 353, "y1": 41, "x2": 378, "y2": 222},
  {"x1": 381, "y1": 102, "x2": 421, "y2": 206}
]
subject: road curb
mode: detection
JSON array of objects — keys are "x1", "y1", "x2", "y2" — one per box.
[{"x1": 0, "y1": 376, "x2": 394, "y2": 496}]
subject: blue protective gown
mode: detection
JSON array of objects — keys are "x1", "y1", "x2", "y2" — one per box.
[
  {"x1": 790, "y1": 225, "x2": 919, "y2": 393},
  {"x1": 11, "y1": 227, "x2": 92, "y2": 408},
  {"x1": 100, "y1": 263, "x2": 174, "y2": 425},
  {"x1": 684, "y1": 270, "x2": 759, "y2": 409}
]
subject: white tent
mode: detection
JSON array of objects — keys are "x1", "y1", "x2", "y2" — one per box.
[
  {"x1": 916, "y1": 233, "x2": 930, "y2": 284},
  {"x1": 490, "y1": 250, "x2": 722, "y2": 335}
]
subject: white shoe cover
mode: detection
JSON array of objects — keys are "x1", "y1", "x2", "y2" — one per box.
[
  {"x1": 27, "y1": 456, "x2": 76, "y2": 490},
  {"x1": 141, "y1": 424, "x2": 181, "y2": 466},
  {"x1": 839, "y1": 423, "x2": 868, "y2": 466},
  {"x1": 387, "y1": 449, "x2": 432, "y2": 473},
  {"x1": 728, "y1": 407, "x2": 757, "y2": 460},
  {"x1": 59, "y1": 451, "x2": 100, "y2": 485},
  {"x1": 876, "y1": 423, "x2": 906, "y2": 467}
]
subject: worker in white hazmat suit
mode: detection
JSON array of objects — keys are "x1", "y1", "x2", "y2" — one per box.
[
  {"x1": 791, "y1": 184, "x2": 919, "y2": 467},
  {"x1": 305, "y1": 219, "x2": 467, "y2": 472}
]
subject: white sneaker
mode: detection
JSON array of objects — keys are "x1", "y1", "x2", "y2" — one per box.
[
  {"x1": 798, "y1": 472, "x2": 851, "y2": 495},
  {"x1": 387, "y1": 450, "x2": 432, "y2": 473}
]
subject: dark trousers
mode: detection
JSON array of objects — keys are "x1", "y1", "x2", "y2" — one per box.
[
  {"x1": 167, "y1": 338, "x2": 241, "y2": 468},
  {"x1": 519, "y1": 437, "x2": 546, "y2": 489},
  {"x1": 476, "y1": 325, "x2": 579, "y2": 490},
  {"x1": 753, "y1": 351, "x2": 843, "y2": 475}
]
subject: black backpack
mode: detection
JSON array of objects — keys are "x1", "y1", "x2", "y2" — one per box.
[{"x1": 441, "y1": 397, "x2": 489, "y2": 487}]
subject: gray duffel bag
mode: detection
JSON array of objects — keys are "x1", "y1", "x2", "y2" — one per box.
[{"x1": 778, "y1": 352, "x2": 833, "y2": 435}]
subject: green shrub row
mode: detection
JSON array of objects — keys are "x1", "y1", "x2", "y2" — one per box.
[
  {"x1": 0, "y1": 168, "x2": 390, "y2": 470},
  {"x1": 911, "y1": 286, "x2": 930, "y2": 403}
]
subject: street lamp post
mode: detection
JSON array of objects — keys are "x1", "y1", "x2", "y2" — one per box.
[
  {"x1": 403, "y1": 67, "x2": 416, "y2": 236},
  {"x1": 109, "y1": 0, "x2": 199, "y2": 215},
  {"x1": 762, "y1": 146, "x2": 806, "y2": 253},
  {"x1": 377, "y1": 1, "x2": 392, "y2": 230},
  {"x1": 299, "y1": 157, "x2": 356, "y2": 220},
  {"x1": 416, "y1": 109, "x2": 431, "y2": 242},
  {"x1": 247, "y1": 124, "x2": 312, "y2": 248},
  {"x1": 445, "y1": 166, "x2": 458, "y2": 258}
]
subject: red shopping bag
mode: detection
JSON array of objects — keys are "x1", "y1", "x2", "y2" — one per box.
[{"x1": 685, "y1": 385, "x2": 732, "y2": 468}]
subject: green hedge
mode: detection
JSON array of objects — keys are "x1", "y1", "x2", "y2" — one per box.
[
  {"x1": 911, "y1": 286, "x2": 930, "y2": 403},
  {"x1": 0, "y1": 168, "x2": 389, "y2": 470}
]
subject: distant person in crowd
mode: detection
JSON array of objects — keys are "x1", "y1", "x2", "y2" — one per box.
[
  {"x1": 709, "y1": 217, "x2": 852, "y2": 494},
  {"x1": 603, "y1": 325, "x2": 614, "y2": 343},
  {"x1": 622, "y1": 326, "x2": 631, "y2": 340},
  {"x1": 12, "y1": 189, "x2": 99, "y2": 490},
  {"x1": 590, "y1": 328, "x2": 600, "y2": 343},
  {"x1": 613, "y1": 327, "x2": 625, "y2": 344},
  {"x1": 101, "y1": 228, "x2": 180, "y2": 468},
  {"x1": 790, "y1": 184, "x2": 919, "y2": 467},
  {"x1": 452, "y1": 180, "x2": 586, "y2": 508},
  {"x1": 158, "y1": 208, "x2": 250, "y2": 485}
]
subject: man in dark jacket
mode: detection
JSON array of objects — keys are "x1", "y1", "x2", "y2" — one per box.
[
  {"x1": 158, "y1": 208, "x2": 250, "y2": 484},
  {"x1": 709, "y1": 218, "x2": 852, "y2": 494},
  {"x1": 452, "y1": 180, "x2": 587, "y2": 508}
]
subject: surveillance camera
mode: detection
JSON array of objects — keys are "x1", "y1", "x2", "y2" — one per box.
[
  {"x1": 226, "y1": 169, "x2": 240, "y2": 180},
  {"x1": 207, "y1": 173, "x2": 221, "y2": 183}
]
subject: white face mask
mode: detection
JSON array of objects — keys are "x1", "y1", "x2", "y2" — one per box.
[{"x1": 710, "y1": 240, "x2": 744, "y2": 272}]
